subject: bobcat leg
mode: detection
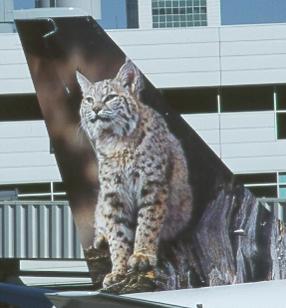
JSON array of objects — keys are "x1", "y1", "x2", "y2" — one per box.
[
  {"x1": 128, "y1": 191, "x2": 167, "y2": 271},
  {"x1": 101, "y1": 192, "x2": 135, "y2": 287}
]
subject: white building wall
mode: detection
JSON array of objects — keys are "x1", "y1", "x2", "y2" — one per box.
[
  {"x1": 138, "y1": 0, "x2": 152, "y2": 29},
  {"x1": 3, "y1": 23, "x2": 286, "y2": 93},
  {"x1": 184, "y1": 112, "x2": 286, "y2": 174},
  {"x1": 0, "y1": 121, "x2": 61, "y2": 184},
  {"x1": 207, "y1": 0, "x2": 221, "y2": 26},
  {"x1": 220, "y1": 24, "x2": 286, "y2": 85},
  {"x1": 1, "y1": 23, "x2": 286, "y2": 181}
]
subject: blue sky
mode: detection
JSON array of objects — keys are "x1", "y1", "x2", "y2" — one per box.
[
  {"x1": 97, "y1": 0, "x2": 127, "y2": 29},
  {"x1": 14, "y1": 0, "x2": 34, "y2": 9},
  {"x1": 13, "y1": 0, "x2": 127, "y2": 29},
  {"x1": 13, "y1": 0, "x2": 286, "y2": 27},
  {"x1": 221, "y1": 0, "x2": 286, "y2": 25}
]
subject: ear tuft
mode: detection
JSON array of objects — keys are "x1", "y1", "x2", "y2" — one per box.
[
  {"x1": 76, "y1": 70, "x2": 92, "y2": 94},
  {"x1": 115, "y1": 58, "x2": 144, "y2": 97}
]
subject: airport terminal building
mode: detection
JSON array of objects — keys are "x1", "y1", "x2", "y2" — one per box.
[{"x1": 0, "y1": 0, "x2": 286, "y2": 287}]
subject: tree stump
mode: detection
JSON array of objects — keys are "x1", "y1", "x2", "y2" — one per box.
[{"x1": 85, "y1": 185, "x2": 286, "y2": 294}]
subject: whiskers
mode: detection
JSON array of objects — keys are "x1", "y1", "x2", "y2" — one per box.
[{"x1": 76, "y1": 121, "x2": 88, "y2": 145}]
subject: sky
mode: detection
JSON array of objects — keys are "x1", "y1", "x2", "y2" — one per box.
[
  {"x1": 221, "y1": 0, "x2": 286, "y2": 25},
  {"x1": 13, "y1": 0, "x2": 127, "y2": 29},
  {"x1": 97, "y1": 0, "x2": 127, "y2": 29},
  {"x1": 13, "y1": 0, "x2": 286, "y2": 27}
]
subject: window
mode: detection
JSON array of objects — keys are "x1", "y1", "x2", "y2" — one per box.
[
  {"x1": 236, "y1": 172, "x2": 286, "y2": 199},
  {"x1": 275, "y1": 86, "x2": 286, "y2": 139},
  {"x1": 0, "y1": 94, "x2": 42, "y2": 121},
  {"x1": 221, "y1": 86, "x2": 273, "y2": 112},
  {"x1": 279, "y1": 173, "x2": 286, "y2": 198},
  {"x1": 162, "y1": 87, "x2": 218, "y2": 113},
  {"x1": 152, "y1": 0, "x2": 207, "y2": 28},
  {"x1": 0, "y1": 182, "x2": 66, "y2": 201},
  {"x1": 235, "y1": 173, "x2": 277, "y2": 198}
]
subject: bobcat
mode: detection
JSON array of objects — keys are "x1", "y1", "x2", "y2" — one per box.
[{"x1": 77, "y1": 59, "x2": 192, "y2": 287}]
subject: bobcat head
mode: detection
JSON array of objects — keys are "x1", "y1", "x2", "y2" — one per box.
[{"x1": 77, "y1": 59, "x2": 144, "y2": 141}]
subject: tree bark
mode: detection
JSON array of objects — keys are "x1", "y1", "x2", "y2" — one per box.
[{"x1": 85, "y1": 184, "x2": 286, "y2": 294}]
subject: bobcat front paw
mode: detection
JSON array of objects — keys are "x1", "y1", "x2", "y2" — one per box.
[
  {"x1": 128, "y1": 252, "x2": 157, "y2": 272},
  {"x1": 103, "y1": 271, "x2": 126, "y2": 287},
  {"x1": 93, "y1": 234, "x2": 107, "y2": 250}
]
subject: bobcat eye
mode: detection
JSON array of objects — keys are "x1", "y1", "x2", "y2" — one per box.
[
  {"x1": 85, "y1": 96, "x2": 94, "y2": 104},
  {"x1": 103, "y1": 94, "x2": 117, "y2": 103}
]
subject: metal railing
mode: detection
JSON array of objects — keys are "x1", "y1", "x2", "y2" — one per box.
[
  {"x1": 0, "y1": 201, "x2": 84, "y2": 259},
  {"x1": 0, "y1": 199, "x2": 285, "y2": 259}
]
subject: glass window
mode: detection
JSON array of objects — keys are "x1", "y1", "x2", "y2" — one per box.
[
  {"x1": 201, "y1": 7, "x2": 207, "y2": 13},
  {"x1": 236, "y1": 173, "x2": 277, "y2": 184},
  {"x1": 279, "y1": 186, "x2": 286, "y2": 198},
  {"x1": 0, "y1": 94, "x2": 42, "y2": 121},
  {"x1": 249, "y1": 186, "x2": 277, "y2": 198},
  {"x1": 279, "y1": 173, "x2": 286, "y2": 184},
  {"x1": 221, "y1": 86, "x2": 274, "y2": 112},
  {"x1": 276, "y1": 86, "x2": 286, "y2": 110},
  {"x1": 277, "y1": 113, "x2": 286, "y2": 139},
  {"x1": 162, "y1": 87, "x2": 218, "y2": 113},
  {"x1": 152, "y1": 0, "x2": 207, "y2": 28},
  {"x1": 235, "y1": 173, "x2": 278, "y2": 198}
]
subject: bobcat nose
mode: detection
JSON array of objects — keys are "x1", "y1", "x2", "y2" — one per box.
[{"x1": 93, "y1": 106, "x2": 101, "y2": 114}]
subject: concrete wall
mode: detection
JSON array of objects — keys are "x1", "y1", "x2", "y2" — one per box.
[
  {"x1": 2, "y1": 23, "x2": 286, "y2": 94},
  {"x1": 138, "y1": 0, "x2": 152, "y2": 29},
  {"x1": 0, "y1": 111, "x2": 285, "y2": 185},
  {"x1": 1, "y1": 23, "x2": 286, "y2": 182},
  {"x1": 183, "y1": 112, "x2": 286, "y2": 174},
  {"x1": 0, "y1": 121, "x2": 60, "y2": 184},
  {"x1": 207, "y1": 0, "x2": 221, "y2": 26}
]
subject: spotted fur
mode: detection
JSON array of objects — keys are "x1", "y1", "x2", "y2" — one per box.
[{"x1": 77, "y1": 59, "x2": 192, "y2": 287}]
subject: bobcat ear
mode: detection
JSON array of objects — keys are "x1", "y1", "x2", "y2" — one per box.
[
  {"x1": 76, "y1": 70, "x2": 92, "y2": 94},
  {"x1": 115, "y1": 58, "x2": 144, "y2": 97}
]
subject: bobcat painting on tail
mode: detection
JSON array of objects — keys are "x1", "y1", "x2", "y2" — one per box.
[{"x1": 76, "y1": 59, "x2": 193, "y2": 287}]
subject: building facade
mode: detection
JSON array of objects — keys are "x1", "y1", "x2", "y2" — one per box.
[
  {"x1": 138, "y1": 0, "x2": 220, "y2": 28},
  {"x1": 0, "y1": 0, "x2": 286, "y2": 286}
]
